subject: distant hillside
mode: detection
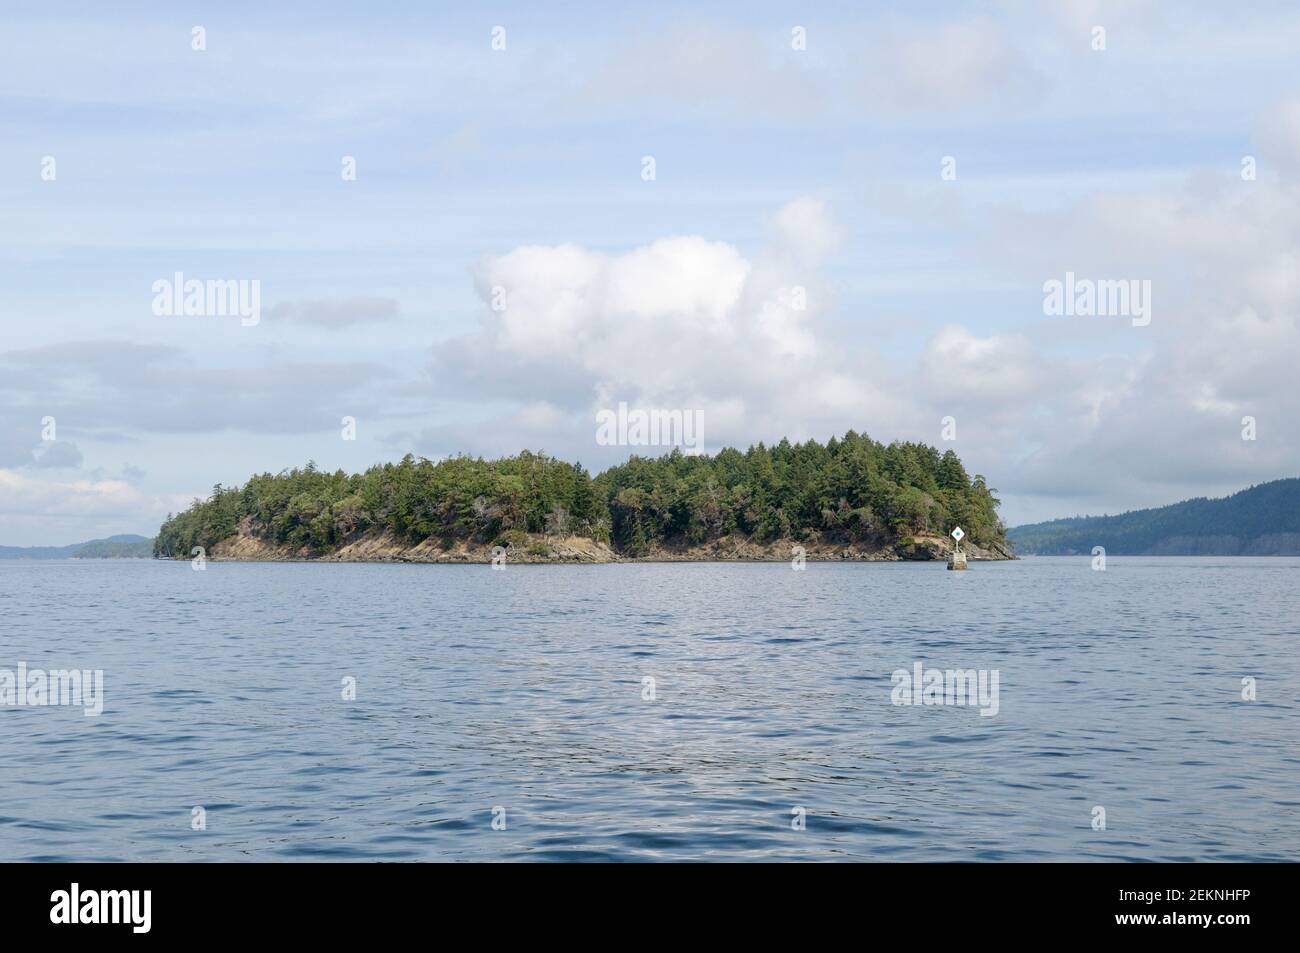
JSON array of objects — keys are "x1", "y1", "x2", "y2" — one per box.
[
  {"x1": 74, "y1": 535, "x2": 156, "y2": 558},
  {"x1": 0, "y1": 534, "x2": 154, "y2": 560},
  {"x1": 1008, "y1": 478, "x2": 1300, "y2": 555}
]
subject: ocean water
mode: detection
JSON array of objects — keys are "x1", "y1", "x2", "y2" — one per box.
[{"x1": 0, "y1": 557, "x2": 1296, "y2": 862}]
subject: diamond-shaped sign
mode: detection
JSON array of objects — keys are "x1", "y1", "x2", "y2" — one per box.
[{"x1": 951, "y1": 526, "x2": 965, "y2": 542}]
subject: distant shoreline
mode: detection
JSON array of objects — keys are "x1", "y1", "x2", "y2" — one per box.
[{"x1": 1007, "y1": 477, "x2": 1300, "y2": 555}]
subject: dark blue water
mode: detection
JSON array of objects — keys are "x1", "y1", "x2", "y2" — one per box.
[{"x1": 1, "y1": 557, "x2": 1296, "y2": 861}]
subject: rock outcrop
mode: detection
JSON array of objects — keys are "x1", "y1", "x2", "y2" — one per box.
[{"x1": 196, "y1": 524, "x2": 1014, "y2": 564}]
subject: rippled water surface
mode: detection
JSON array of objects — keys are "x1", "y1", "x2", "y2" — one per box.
[{"x1": 1, "y1": 557, "x2": 1296, "y2": 861}]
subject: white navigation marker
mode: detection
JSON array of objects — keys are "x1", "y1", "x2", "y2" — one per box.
[{"x1": 948, "y1": 526, "x2": 967, "y2": 570}]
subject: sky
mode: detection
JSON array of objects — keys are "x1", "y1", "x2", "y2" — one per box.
[{"x1": 2, "y1": 0, "x2": 1300, "y2": 545}]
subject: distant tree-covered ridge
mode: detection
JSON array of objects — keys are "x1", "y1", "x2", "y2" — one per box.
[
  {"x1": 1007, "y1": 477, "x2": 1300, "y2": 555},
  {"x1": 0, "y1": 534, "x2": 154, "y2": 560},
  {"x1": 72, "y1": 535, "x2": 155, "y2": 558},
  {"x1": 154, "y1": 433, "x2": 1007, "y2": 560}
]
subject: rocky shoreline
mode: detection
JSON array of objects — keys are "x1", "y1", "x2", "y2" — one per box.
[{"x1": 171, "y1": 527, "x2": 1015, "y2": 564}]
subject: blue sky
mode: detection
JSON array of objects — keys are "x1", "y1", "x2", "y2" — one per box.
[{"x1": 3, "y1": 1, "x2": 1300, "y2": 544}]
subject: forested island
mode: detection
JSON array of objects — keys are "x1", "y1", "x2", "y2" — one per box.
[
  {"x1": 154, "y1": 432, "x2": 1011, "y2": 563},
  {"x1": 1007, "y1": 477, "x2": 1300, "y2": 555}
]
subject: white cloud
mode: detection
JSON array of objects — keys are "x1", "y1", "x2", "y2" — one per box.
[
  {"x1": 431, "y1": 199, "x2": 897, "y2": 460},
  {"x1": 581, "y1": 27, "x2": 823, "y2": 118},
  {"x1": 857, "y1": 17, "x2": 1041, "y2": 113},
  {"x1": 0, "y1": 468, "x2": 186, "y2": 542},
  {"x1": 768, "y1": 197, "x2": 841, "y2": 264},
  {"x1": 1257, "y1": 96, "x2": 1300, "y2": 175},
  {"x1": 919, "y1": 326, "x2": 1048, "y2": 406}
]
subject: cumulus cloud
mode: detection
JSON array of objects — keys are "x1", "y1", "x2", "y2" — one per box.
[
  {"x1": 919, "y1": 326, "x2": 1053, "y2": 407},
  {"x1": 426, "y1": 199, "x2": 906, "y2": 463}
]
